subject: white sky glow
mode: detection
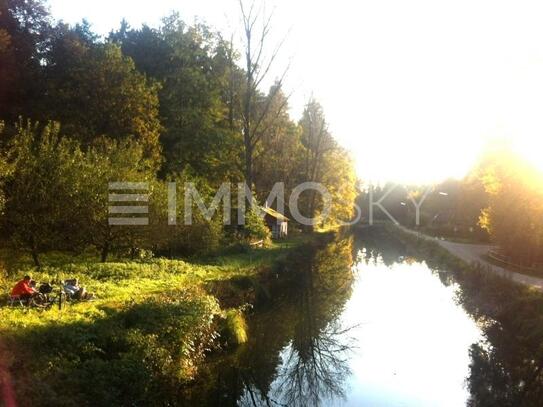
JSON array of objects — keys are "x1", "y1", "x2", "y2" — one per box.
[{"x1": 48, "y1": 0, "x2": 543, "y2": 184}]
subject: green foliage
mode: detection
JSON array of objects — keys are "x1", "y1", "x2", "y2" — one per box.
[
  {"x1": 0, "y1": 0, "x2": 50, "y2": 122},
  {"x1": 244, "y1": 208, "x2": 272, "y2": 243},
  {"x1": 2, "y1": 121, "x2": 89, "y2": 264},
  {"x1": 253, "y1": 87, "x2": 304, "y2": 200},
  {"x1": 43, "y1": 39, "x2": 162, "y2": 162},
  {"x1": 0, "y1": 236, "x2": 307, "y2": 406},
  {"x1": 111, "y1": 16, "x2": 243, "y2": 181},
  {"x1": 1, "y1": 7, "x2": 358, "y2": 243},
  {"x1": 297, "y1": 99, "x2": 357, "y2": 228},
  {"x1": 477, "y1": 147, "x2": 543, "y2": 265},
  {"x1": 154, "y1": 171, "x2": 225, "y2": 256},
  {"x1": 5, "y1": 289, "x2": 220, "y2": 406},
  {"x1": 224, "y1": 308, "x2": 248, "y2": 345},
  {"x1": 79, "y1": 137, "x2": 158, "y2": 261},
  {"x1": 1, "y1": 123, "x2": 161, "y2": 264},
  {"x1": 0, "y1": 121, "x2": 9, "y2": 213}
]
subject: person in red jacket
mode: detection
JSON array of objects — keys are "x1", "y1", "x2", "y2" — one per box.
[{"x1": 11, "y1": 275, "x2": 37, "y2": 302}]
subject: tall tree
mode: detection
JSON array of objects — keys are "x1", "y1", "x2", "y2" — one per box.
[
  {"x1": 298, "y1": 99, "x2": 356, "y2": 228},
  {"x1": 239, "y1": 0, "x2": 288, "y2": 193},
  {"x1": 80, "y1": 137, "x2": 158, "y2": 262},
  {"x1": 43, "y1": 32, "x2": 162, "y2": 162},
  {"x1": 0, "y1": 0, "x2": 51, "y2": 122},
  {"x1": 111, "y1": 16, "x2": 243, "y2": 181},
  {"x1": 1, "y1": 121, "x2": 88, "y2": 266},
  {"x1": 253, "y1": 84, "x2": 303, "y2": 200},
  {"x1": 478, "y1": 147, "x2": 543, "y2": 265},
  {"x1": 299, "y1": 99, "x2": 335, "y2": 221}
]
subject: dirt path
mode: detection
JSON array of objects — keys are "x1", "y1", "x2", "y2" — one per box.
[{"x1": 398, "y1": 225, "x2": 543, "y2": 291}]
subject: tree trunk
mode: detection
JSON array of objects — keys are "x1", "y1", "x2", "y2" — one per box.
[
  {"x1": 100, "y1": 242, "x2": 109, "y2": 263},
  {"x1": 244, "y1": 139, "x2": 253, "y2": 193},
  {"x1": 243, "y1": 21, "x2": 253, "y2": 196},
  {"x1": 31, "y1": 250, "x2": 41, "y2": 268}
]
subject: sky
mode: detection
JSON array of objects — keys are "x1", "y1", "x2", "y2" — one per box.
[{"x1": 48, "y1": 0, "x2": 543, "y2": 184}]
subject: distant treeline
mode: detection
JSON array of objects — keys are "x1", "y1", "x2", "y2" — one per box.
[
  {"x1": 356, "y1": 145, "x2": 543, "y2": 268},
  {"x1": 0, "y1": 0, "x2": 357, "y2": 264}
]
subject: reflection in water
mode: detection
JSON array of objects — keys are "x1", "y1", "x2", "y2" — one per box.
[
  {"x1": 184, "y1": 229, "x2": 543, "y2": 406},
  {"x1": 273, "y1": 238, "x2": 356, "y2": 406},
  {"x1": 462, "y1": 295, "x2": 543, "y2": 407},
  {"x1": 183, "y1": 236, "x2": 357, "y2": 406},
  {"x1": 354, "y1": 227, "x2": 407, "y2": 267},
  {"x1": 276, "y1": 320, "x2": 354, "y2": 407},
  {"x1": 466, "y1": 333, "x2": 543, "y2": 407}
]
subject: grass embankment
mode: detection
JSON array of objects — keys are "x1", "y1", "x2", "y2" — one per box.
[
  {"x1": 483, "y1": 251, "x2": 543, "y2": 279},
  {"x1": 413, "y1": 225, "x2": 489, "y2": 244},
  {"x1": 0, "y1": 235, "x2": 309, "y2": 406}
]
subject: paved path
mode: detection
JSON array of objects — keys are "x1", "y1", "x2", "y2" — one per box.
[{"x1": 398, "y1": 225, "x2": 543, "y2": 291}]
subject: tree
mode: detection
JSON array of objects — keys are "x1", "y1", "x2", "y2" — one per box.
[
  {"x1": 320, "y1": 149, "x2": 357, "y2": 227},
  {"x1": 1, "y1": 121, "x2": 88, "y2": 266},
  {"x1": 253, "y1": 84, "x2": 303, "y2": 201},
  {"x1": 239, "y1": 0, "x2": 288, "y2": 193},
  {"x1": 156, "y1": 172, "x2": 226, "y2": 256},
  {"x1": 297, "y1": 99, "x2": 357, "y2": 228},
  {"x1": 80, "y1": 137, "x2": 158, "y2": 262},
  {"x1": 0, "y1": 121, "x2": 10, "y2": 215},
  {"x1": 299, "y1": 99, "x2": 335, "y2": 222},
  {"x1": 110, "y1": 16, "x2": 243, "y2": 182},
  {"x1": 0, "y1": 0, "x2": 51, "y2": 122},
  {"x1": 43, "y1": 35, "x2": 162, "y2": 162},
  {"x1": 478, "y1": 146, "x2": 543, "y2": 265}
]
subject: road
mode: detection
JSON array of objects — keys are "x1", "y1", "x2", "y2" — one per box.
[{"x1": 398, "y1": 225, "x2": 543, "y2": 291}]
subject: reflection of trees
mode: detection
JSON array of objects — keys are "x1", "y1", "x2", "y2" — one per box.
[
  {"x1": 354, "y1": 227, "x2": 406, "y2": 266},
  {"x1": 466, "y1": 324, "x2": 543, "y2": 407},
  {"x1": 272, "y1": 237, "x2": 356, "y2": 406},
  {"x1": 180, "y1": 236, "x2": 357, "y2": 406},
  {"x1": 423, "y1": 236, "x2": 543, "y2": 406},
  {"x1": 352, "y1": 225, "x2": 543, "y2": 407},
  {"x1": 277, "y1": 321, "x2": 355, "y2": 406}
]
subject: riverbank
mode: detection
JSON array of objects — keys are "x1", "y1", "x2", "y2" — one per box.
[
  {"x1": 0, "y1": 235, "x2": 316, "y2": 406},
  {"x1": 396, "y1": 224, "x2": 543, "y2": 290}
]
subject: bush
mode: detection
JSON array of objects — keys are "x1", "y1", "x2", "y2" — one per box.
[
  {"x1": 224, "y1": 308, "x2": 248, "y2": 345},
  {"x1": 8, "y1": 289, "x2": 221, "y2": 406},
  {"x1": 243, "y1": 208, "x2": 271, "y2": 244}
]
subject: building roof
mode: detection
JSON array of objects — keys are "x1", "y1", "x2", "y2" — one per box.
[{"x1": 260, "y1": 206, "x2": 289, "y2": 222}]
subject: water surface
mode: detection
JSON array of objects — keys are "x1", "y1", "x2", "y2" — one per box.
[{"x1": 183, "y1": 231, "x2": 541, "y2": 406}]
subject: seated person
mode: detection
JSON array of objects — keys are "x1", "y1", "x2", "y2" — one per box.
[
  {"x1": 63, "y1": 279, "x2": 94, "y2": 300},
  {"x1": 11, "y1": 275, "x2": 38, "y2": 303}
]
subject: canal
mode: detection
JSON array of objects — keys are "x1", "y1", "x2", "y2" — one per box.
[{"x1": 182, "y1": 228, "x2": 543, "y2": 406}]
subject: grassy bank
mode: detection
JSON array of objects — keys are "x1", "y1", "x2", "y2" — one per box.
[{"x1": 0, "y1": 236, "x2": 310, "y2": 406}]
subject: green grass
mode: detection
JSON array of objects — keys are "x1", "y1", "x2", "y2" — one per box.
[{"x1": 0, "y1": 236, "x2": 308, "y2": 406}]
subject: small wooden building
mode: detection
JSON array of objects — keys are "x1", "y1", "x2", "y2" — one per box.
[{"x1": 261, "y1": 205, "x2": 289, "y2": 238}]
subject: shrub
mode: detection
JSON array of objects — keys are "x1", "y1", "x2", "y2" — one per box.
[
  {"x1": 224, "y1": 308, "x2": 248, "y2": 345},
  {"x1": 243, "y1": 208, "x2": 271, "y2": 244},
  {"x1": 9, "y1": 288, "x2": 221, "y2": 406}
]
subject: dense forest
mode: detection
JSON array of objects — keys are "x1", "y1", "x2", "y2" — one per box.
[{"x1": 0, "y1": 0, "x2": 357, "y2": 265}]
